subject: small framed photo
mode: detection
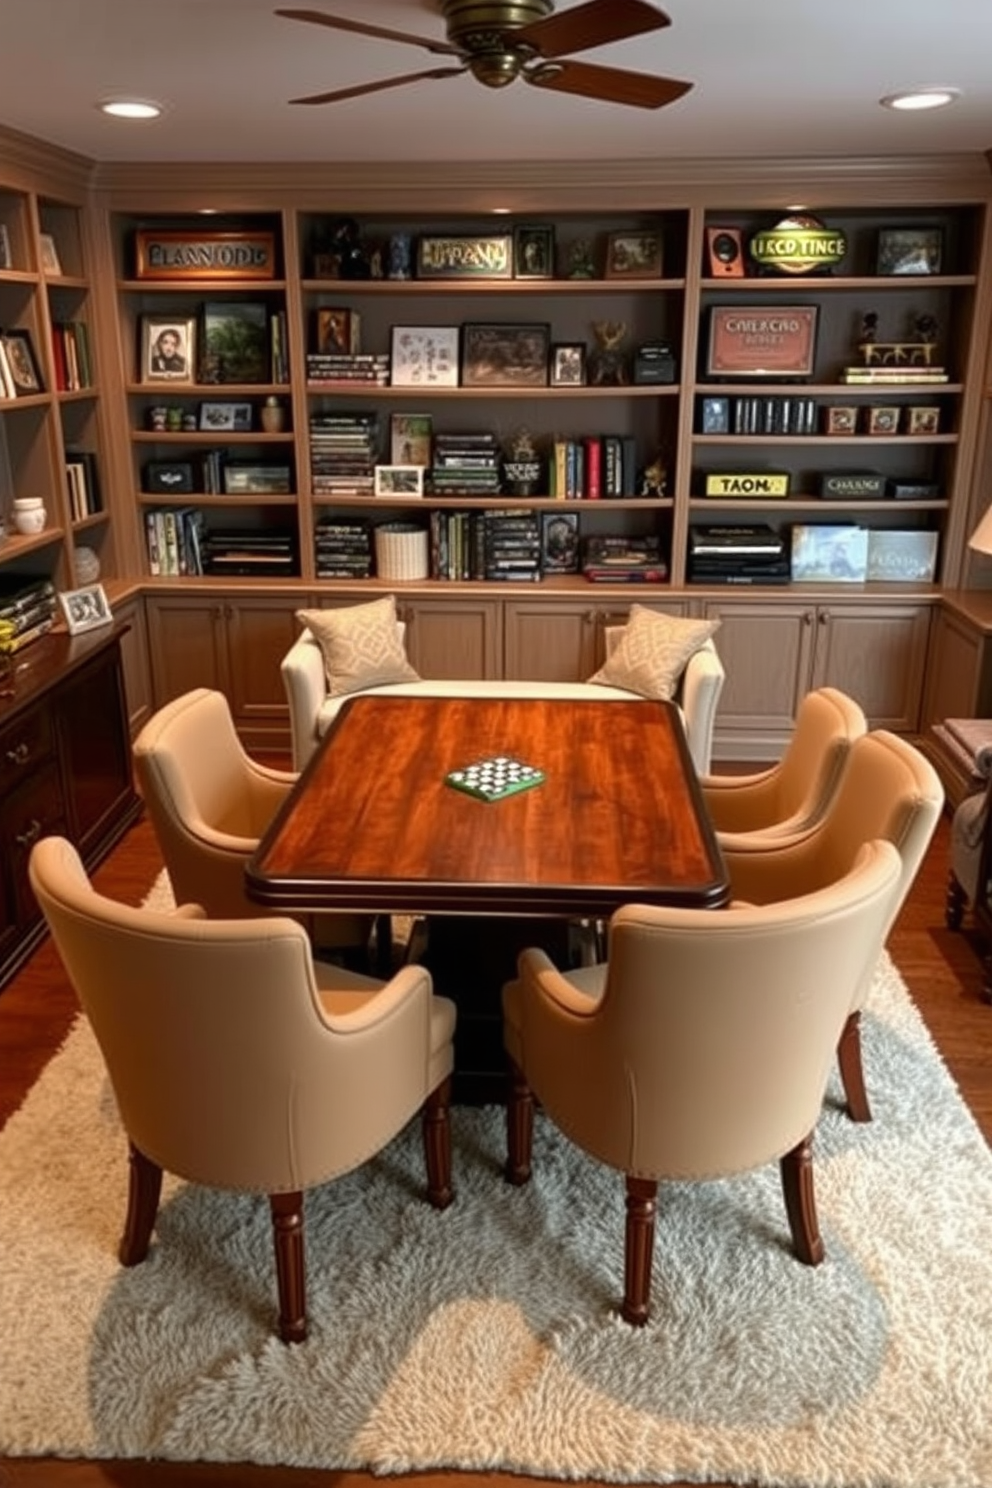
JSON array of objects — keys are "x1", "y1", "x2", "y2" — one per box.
[
  {"x1": 461, "y1": 322, "x2": 550, "y2": 388},
  {"x1": 390, "y1": 412, "x2": 433, "y2": 466},
  {"x1": 38, "y1": 233, "x2": 63, "y2": 276},
  {"x1": 605, "y1": 230, "x2": 663, "y2": 279},
  {"x1": 140, "y1": 315, "x2": 196, "y2": 384},
  {"x1": 876, "y1": 227, "x2": 943, "y2": 277},
  {"x1": 700, "y1": 395, "x2": 730, "y2": 434},
  {"x1": 314, "y1": 306, "x2": 360, "y2": 354},
  {"x1": 549, "y1": 343, "x2": 586, "y2": 387},
  {"x1": 907, "y1": 405, "x2": 941, "y2": 435},
  {"x1": 374, "y1": 464, "x2": 424, "y2": 497},
  {"x1": 541, "y1": 510, "x2": 580, "y2": 574},
  {"x1": 389, "y1": 326, "x2": 460, "y2": 388},
  {"x1": 198, "y1": 401, "x2": 253, "y2": 432},
  {"x1": 0, "y1": 330, "x2": 44, "y2": 395},
  {"x1": 824, "y1": 405, "x2": 858, "y2": 435},
  {"x1": 866, "y1": 405, "x2": 901, "y2": 436},
  {"x1": 58, "y1": 583, "x2": 112, "y2": 636},
  {"x1": 0, "y1": 223, "x2": 10, "y2": 269},
  {"x1": 513, "y1": 225, "x2": 555, "y2": 280}
]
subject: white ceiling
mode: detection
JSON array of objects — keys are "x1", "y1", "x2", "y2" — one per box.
[{"x1": 1, "y1": 0, "x2": 990, "y2": 167}]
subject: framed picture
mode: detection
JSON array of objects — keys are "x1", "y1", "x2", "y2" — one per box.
[
  {"x1": 907, "y1": 405, "x2": 941, "y2": 435},
  {"x1": 791, "y1": 524, "x2": 869, "y2": 583},
  {"x1": 513, "y1": 225, "x2": 555, "y2": 280},
  {"x1": 824, "y1": 405, "x2": 858, "y2": 435},
  {"x1": 541, "y1": 510, "x2": 580, "y2": 574},
  {"x1": 389, "y1": 326, "x2": 460, "y2": 388},
  {"x1": 866, "y1": 405, "x2": 901, "y2": 435},
  {"x1": 706, "y1": 305, "x2": 819, "y2": 378},
  {"x1": 461, "y1": 322, "x2": 551, "y2": 388},
  {"x1": 221, "y1": 463, "x2": 291, "y2": 494},
  {"x1": 314, "y1": 306, "x2": 360, "y2": 354},
  {"x1": 415, "y1": 234, "x2": 512, "y2": 280},
  {"x1": 0, "y1": 330, "x2": 44, "y2": 396},
  {"x1": 200, "y1": 301, "x2": 268, "y2": 383},
  {"x1": 549, "y1": 343, "x2": 586, "y2": 387},
  {"x1": 0, "y1": 223, "x2": 10, "y2": 269},
  {"x1": 876, "y1": 227, "x2": 943, "y2": 276},
  {"x1": 198, "y1": 401, "x2": 253, "y2": 432},
  {"x1": 699, "y1": 395, "x2": 731, "y2": 434},
  {"x1": 38, "y1": 233, "x2": 62, "y2": 276},
  {"x1": 390, "y1": 412, "x2": 433, "y2": 466},
  {"x1": 58, "y1": 583, "x2": 112, "y2": 635},
  {"x1": 605, "y1": 230, "x2": 663, "y2": 279},
  {"x1": 134, "y1": 229, "x2": 277, "y2": 281},
  {"x1": 140, "y1": 315, "x2": 196, "y2": 384},
  {"x1": 374, "y1": 465, "x2": 425, "y2": 497}
]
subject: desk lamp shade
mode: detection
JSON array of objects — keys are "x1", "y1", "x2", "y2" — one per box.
[{"x1": 968, "y1": 504, "x2": 992, "y2": 555}]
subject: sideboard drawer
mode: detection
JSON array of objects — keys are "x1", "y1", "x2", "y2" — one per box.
[
  {"x1": 0, "y1": 707, "x2": 55, "y2": 782},
  {"x1": 2, "y1": 761, "x2": 68, "y2": 926}
]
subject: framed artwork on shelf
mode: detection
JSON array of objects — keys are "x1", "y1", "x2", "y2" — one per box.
[
  {"x1": 791, "y1": 524, "x2": 868, "y2": 582},
  {"x1": 221, "y1": 463, "x2": 291, "y2": 494},
  {"x1": 907, "y1": 405, "x2": 940, "y2": 435},
  {"x1": 199, "y1": 401, "x2": 253, "y2": 432},
  {"x1": 461, "y1": 322, "x2": 551, "y2": 388},
  {"x1": 513, "y1": 225, "x2": 555, "y2": 280},
  {"x1": 374, "y1": 465, "x2": 425, "y2": 497},
  {"x1": 38, "y1": 233, "x2": 62, "y2": 276},
  {"x1": 314, "y1": 306, "x2": 360, "y2": 354},
  {"x1": 699, "y1": 395, "x2": 730, "y2": 433},
  {"x1": 605, "y1": 230, "x2": 663, "y2": 279},
  {"x1": 549, "y1": 343, "x2": 586, "y2": 387},
  {"x1": 823, "y1": 405, "x2": 858, "y2": 435},
  {"x1": 133, "y1": 228, "x2": 277, "y2": 281},
  {"x1": 389, "y1": 326, "x2": 459, "y2": 388},
  {"x1": 705, "y1": 305, "x2": 818, "y2": 379},
  {"x1": 876, "y1": 227, "x2": 943, "y2": 276},
  {"x1": 0, "y1": 329, "x2": 45, "y2": 396},
  {"x1": 140, "y1": 315, "x2": 196, "y2": 384},
  {"x1": 865, "y1": 405, "x2": 901, "y2": 436},
  {"x1": 58, "y1": 583, "x2": 112, "y2": 635},
  {"x1": 200, "y1": 301, "x2": 269, "y2": 384},
  {"x1": 0, "y1": 223, "x2": 10, "y2": 269},
  {"x1": 415, "y1": 234, "x2": 512, "y2": 280},
  {"x1": 390, "y1": 412, "x2": 433, "y2": 466}
]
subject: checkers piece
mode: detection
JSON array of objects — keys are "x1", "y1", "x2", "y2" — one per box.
[{"x1": 445, "y1": 754, "x2": 545, "y2": 802}]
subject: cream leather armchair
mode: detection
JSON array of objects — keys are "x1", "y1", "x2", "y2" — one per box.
[
  {"x1": 281, "y1": 623, "x2": 725, "y2": 775},
  {"x1": 29, "y1": 835, "x2": 456, "y2": 1344},
  {"x1": 503, "y1": 840, "x2": 901, "y2": 1327},
  {"x1": 701, "y1": 686, "x2": 867, "y2": 846},
  {"x1": 721, "y1": 729, "x2": 943, "y2": 1122},
  {"x1": 133, "y1": 687, "x2": 370, "y2": 952}
]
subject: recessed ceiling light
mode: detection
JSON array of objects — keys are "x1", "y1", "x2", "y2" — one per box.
[
  {"x1": 880, "y1": 87, "x2": 961, "y2": 112},
  {"x1": 99, "y1": 99, "x2": 162, "y2": 120}
]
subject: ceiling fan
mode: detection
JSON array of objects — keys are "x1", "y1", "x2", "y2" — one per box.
[{"x1": 275, "y1": 0, "x2": 693, "y2": 110}]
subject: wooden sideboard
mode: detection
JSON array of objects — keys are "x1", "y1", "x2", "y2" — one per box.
[{"x1": 0, "y1": 623, "x2": 143, "y2": 989}]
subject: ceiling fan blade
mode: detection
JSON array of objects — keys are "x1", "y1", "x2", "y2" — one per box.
[
  {"x1": 527, "y1": 58, "x2": 691, "y2": 109},
  {"x1": 516, "y1": 0, "x2": 669, "y2": 60},
  {"x1": 275, "y1": 9, "x2": 461, "y2": 58},
  {"x1": 289, "y1": 66, "x2": 467, "y2": 106}
]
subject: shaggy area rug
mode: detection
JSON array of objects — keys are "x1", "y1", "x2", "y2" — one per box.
[{"x1": 0, "y1": 873, "x2": 990, "y2": 1486}]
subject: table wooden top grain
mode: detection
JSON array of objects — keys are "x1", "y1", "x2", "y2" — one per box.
[{"x1": 247, "y1": 695, "x2": 728, "y2": 917}]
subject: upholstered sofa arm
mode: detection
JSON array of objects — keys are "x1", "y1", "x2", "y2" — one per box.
[
  {"x1": 680, "y1": 640, "x2": 725, "y2": 775},
  {"x1": 282, "y1": 627, "x2": 328, "y2": 771}
]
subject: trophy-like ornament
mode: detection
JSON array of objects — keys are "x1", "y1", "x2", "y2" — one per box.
[
  {"x1": 503, "y1": 428, "x2": 543, "y2": 496},
  {"x1": 589, "y1": 320, "x2": 630, "y2": 386},
  {"x1": 841, "y1": 310, "x2": 948, "y2": 384}
]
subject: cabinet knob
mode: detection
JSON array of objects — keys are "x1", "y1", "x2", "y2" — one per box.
[
  {"x1": 803, "y1": 611, "x2": 814, "y2": 626},
  {"x1": 15, "y1": 818, "x2": 42, "y2": 850},
  {"x1": 819, "y1": 611, "x2": 830, "y2": 626},
  {"x1": 6, "y1": 742, "x2": 30, "y2": 765}
]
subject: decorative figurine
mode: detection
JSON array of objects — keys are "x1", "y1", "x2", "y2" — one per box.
[
  {"x1": 588, "y1": 320, "x2": 630, "y2": 386},
  {"x1": 387, "y1": 232, "x2": 413, "y2": 280},
  {"x1": 503, "y1": 428, "x2": 543, "y2": 496},
  {"x1": 639, "y1": 454, "x2": 667, "y2": 497}
]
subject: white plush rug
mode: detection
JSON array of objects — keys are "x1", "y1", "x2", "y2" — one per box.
[{"x1": 1, "y1": 875, "x2": 991, "y2": 1486}]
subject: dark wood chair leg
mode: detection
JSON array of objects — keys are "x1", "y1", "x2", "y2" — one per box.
[
  {"x1": 270, "y1": 1190, "x2": 307, "y2": 1344},
  {"x1": 946, "y1": 870, "x2": 967, "y2": 931},
  {"x1": 837, "y1": 1009, "x2": 872, "y2": 1122},
  {"x1": 118, "y1": 1140, "x2": 163, "y2": 1266},
  {"x1": 622, "y1": 1175, "x2": 658, "y2": 1327},
  {"x1": 780, "y1": 1133, "x2": 824, "y2": 1266},
  {"x1": 423, "y1": 1076, "x2": 453, "y2": 1209},
  {"x1": 505, "y1": 1059, "x2": 534, "y2": 1185}
]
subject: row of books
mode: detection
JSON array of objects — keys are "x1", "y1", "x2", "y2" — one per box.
[
  {"x1": 701, "y1": 396, "x2": 820, "y2": 437},
  {"x1": 144, "y1": 507, "x2": 207, "y2": 576},
  {"x1": 51, "y1": 320, "x2": 93, "y2": 391},
  {"x1": 306, "y1": 353, "x2": 390, "y2": 386},
  {"x1": 314, "y1": 516, "x2": 373, "y2": 578},
  {"x1": 64, "y1": 449, "x2": 101, "y2": 520},
  {"x1": 0, "y1": 575, "x2": 58, "y2": 652},
  {"x1": 144, "y1": 509, "x2": 300, "y2": 577},
  {"x1": 550, "y1": 436, "x2": 640, "y2": 499}
]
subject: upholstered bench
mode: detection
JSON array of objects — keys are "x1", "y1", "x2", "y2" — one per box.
[{"x1": 281, "y1": 599, "x2": 725, "y2": 776}]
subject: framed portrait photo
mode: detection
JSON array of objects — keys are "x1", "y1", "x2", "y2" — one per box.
[
  {"x1": 58, "y1": 583, "x2": 112, "y2": 636},
  {"x1": 876, "y1": 227, "x2": 943, "y2": 277},
  {"x1": 374, "y1": 464, "x2": 425, "y2": 497},
  {"x1": 513, "y1": 225, "x2": 555, "y2": 280},
  {"x1": 461, "y1": 322, "x2": 551, "y2": 388},
  {"x1": 198, "y1": 401, "x2": 253, "y2": 432},
  {"x1": 140, "y1": 315, "x2": 196, "y2": 384},
  {"x1": 0, "y1": 329, "x2": 44, "y2": 396},
  {"x1": 907, "y1": 405, "x2": 941, "y2": 435},
  {"x1": 38, "y1": 233, "x2": 63, "y2": 276},
  {"x1": 549, "y1": 342, "x2": 586, "y2": 387},
  {"x1": 389, "y1": 326, "x2": 460, "y2": 388},
  {"x1": 605, "y1": 230, "x2": 663, "y2": 279}
]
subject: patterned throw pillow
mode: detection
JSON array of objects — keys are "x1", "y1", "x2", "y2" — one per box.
[
  {"x1": 296, "y1": 595, "x2": 420, "y2": 698},
  {"x1": 588, "y1": 605, "x2": 720, "y2": 701}
]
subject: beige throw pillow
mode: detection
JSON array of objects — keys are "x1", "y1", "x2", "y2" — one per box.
[
  {"x1": 297, "y1": 596, "x2": 420, "y2": 698},
  {"x1": 589, "y1": 605, "x2": 720, "y2": 701}
]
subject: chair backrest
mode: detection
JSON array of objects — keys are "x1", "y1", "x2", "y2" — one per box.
[
  {"x1": 29, "y1": 835, "x2": 434, "y2": 1194},
  {"x1": 521, "y1": 839, "x2": 900, "y2": 1180},
  {"x1": 132, "y1": 688, "x2": 286, "y2": 917}
]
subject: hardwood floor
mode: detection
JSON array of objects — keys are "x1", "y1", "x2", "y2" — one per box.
[{"x1": 0, "y1": 808, "x2": 989, "y2": 1488}]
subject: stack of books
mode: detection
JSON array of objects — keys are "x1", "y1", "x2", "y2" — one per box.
[
  {"x1": 309, "y1": 411, "x2": 379, "y2": 498},
  {"x1": 431, "y1": 433, "x2": 501, "y2": 497},
  {"x1": 201, "y1": 529, "x2": 297, "y2": 578},
  {"x1": 581, "y1": 534, "x2": 668, "y2": 583},
  {"x1": 481, "y1": 508, "x2": 541, "y2": 581},
  {"x1": 0, "y1": 575, "x2": 58, "y2": 652},
  {"x1": 314, "y1": 517, "x2": 373, "y2": 579},
  {"x1": 305, "y1": 353, "x2": 390, "y2": 386},
  {"x1": 688, "y1": 525, "x2": 790, "y2": 585}
]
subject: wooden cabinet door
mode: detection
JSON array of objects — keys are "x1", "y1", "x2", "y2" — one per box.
[
  {"x1": 222, "y1": 597, "x2": 300, "y2": 751},
  {"x1": 114, "y1": 597, "x2": 153, "y2": 736},
  {"x1": 810, "y1": 602, "x2": 931, "y2": 732},
  {"x1": 55, "y1": 647, "x2": 135, "y2": 860},
  {"x1": 397, "y1": 597, "x2": 501, "y2": 679},
  {"x1": 503, "y1": 599, "x2": 601, "y2": 681},
  {"x1": 701, "y1": 600, "x2": 816, "y2": 760},
  {"x1": 146, "y1": 596, "x2": 229, "y2": 703},
  {"x1": 920, "y1": 605, "x2": 992, "y2": 729}
]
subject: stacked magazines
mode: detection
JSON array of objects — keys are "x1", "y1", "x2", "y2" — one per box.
[
  {"x1": 688, "y1": 524, "x2": 790, "y2": 585},
  {"x1": 0, "y1": 575, "x2": 58, "y2": 652},
  {"x1": 582, "y1": 534, "x2": 668, "y2": 583}
]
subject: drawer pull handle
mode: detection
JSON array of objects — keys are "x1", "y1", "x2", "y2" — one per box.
[
  {"x1": 6, "y1": 743, "x2": 30, "y2": 765},
  {"x1": 15, "y1": 819, "x2": 42, "y2": 850}
]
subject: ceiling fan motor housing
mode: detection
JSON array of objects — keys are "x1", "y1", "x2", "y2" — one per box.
[{"x1": 441, "y1": 1, "x2": 554, "y2": 53}]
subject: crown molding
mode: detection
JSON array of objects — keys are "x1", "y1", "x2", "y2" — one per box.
[{"x1": 0, "y1": 122, "x2": 94, "y2": 199}]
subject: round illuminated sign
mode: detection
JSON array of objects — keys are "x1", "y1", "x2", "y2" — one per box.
[{"x1": 749, "y1": 214, "x2": 847, "y2": 275}]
